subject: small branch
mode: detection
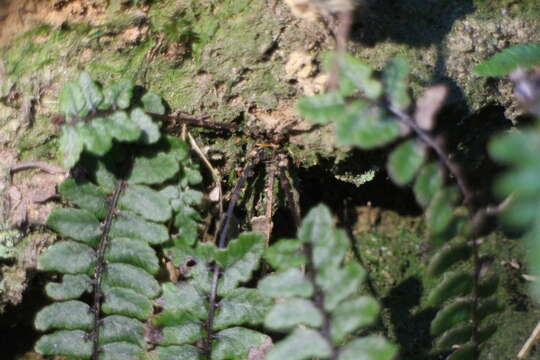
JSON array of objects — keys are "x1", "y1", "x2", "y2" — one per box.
[
  {"x1": 335, "y1": 11, "x2": 353, "y2": 55},
  {"x1": 187, "y1": 132, "x2": 224, "y2": 224},
  {"x1": 204, "y1": 149, "x2": 264, "y2": 359},
  {"x1": 485, "y1": 194, "x2": 513, "y2": 216},
  {"x1": 91, "y1": 180, "x2": 125, "y2": 360},
  {"x1": 263, "y1": 162, "x2": 276, "y2": 244},
  {"x1": 278, "y1": 161, "x2": 301, "y2": 229},
  {"x1": 166, "y1": 111, "x2": 240, "y2": 133},
  {"x1": 328, "y1": 9, "x2": 354, "y2": 89},
  {"x1": 10, "y1": 162, "x2": 66, "y2": 176},
  {"x1": 518, "y1": 320, "x2": 540, "y2": 359}
]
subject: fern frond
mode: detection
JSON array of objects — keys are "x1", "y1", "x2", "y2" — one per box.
[{"x1": 259, "y1": 204, "x2": 396, "y2": 360}]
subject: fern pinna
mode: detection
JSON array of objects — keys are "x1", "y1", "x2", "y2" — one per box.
[
  {"x1": 34, "y1": 72, "x2": 202, "y2": 359},
  {"x1": 298, "y1": 54, "x2": 502, "y2": 358}
]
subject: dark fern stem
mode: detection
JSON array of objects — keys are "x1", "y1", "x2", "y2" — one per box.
[
  {"x1": 91, "y1": 180, "x2": 125, "y2": 360},
  {"x1": 204, "y1": 149, "x2": 263, "y2": 359}
]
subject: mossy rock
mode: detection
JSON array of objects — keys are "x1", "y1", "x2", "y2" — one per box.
[{"x1": 0, "y1": 0, "x2": 539, "y2": 358}]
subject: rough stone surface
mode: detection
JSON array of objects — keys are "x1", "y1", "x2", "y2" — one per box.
[{"x1": 0, "y1": 0, "x2": 538, "y2": 358}]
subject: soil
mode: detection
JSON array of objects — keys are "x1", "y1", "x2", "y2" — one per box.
[{"x1": 0, "y1": 0, "x2": 107, "y2": 47}]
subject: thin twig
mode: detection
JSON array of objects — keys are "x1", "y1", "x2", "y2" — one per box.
[
  {"x1": 91, "y1": 180, "x2": 125, "y2": 360},
  {"x1": 328, "y1": 10, "x2": 354, "y2": 89},
  {"x1": 277, "y1": 156, "x2": 301, "y2": 228},
  {"x1": 335, "y1": 11, "x2": 353, "y2": 54},
  {"x1": 10, "y1": 162, "x2": 66, "y2": 176},
  {"x1": 204, "y1": 149, "x2": 264, "y2": 359},
  {"x1": 166, "y1": 111, "x2": 240, "y2": 133},
  {"x1": 518, "y1": 320, "x2": 540, "y2": 359},
  {"x1": 485, "y1": 194, "x2": 514, "y2": 216},
  {"x1": 263, "y1": 162, "x2": 276, "y2": 245},
  {"x1": 187, "y1": 132, "x2": 223, "y2": 223}
]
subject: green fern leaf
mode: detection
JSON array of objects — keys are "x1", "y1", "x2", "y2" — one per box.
[
  {"x1": 38, "y1": 241, "x2": 96, "y2": 274},
  {"x1": 478, "y1": 298, "x2": 503, "y2": 320},
  {"x1": 213, "y1": 288, "x2": 272, "y2": 331},
  {"x1": 77, "y1": 120, "x2": 114, "y2": 155},
  {"x1": 59, "y1": 81, "x2": 88, "y2": 118},
  {"x1": 131, "y1": 107, "x2": 161, "y2": 144},
  {"x1": 387, "y1": 139, "x2": 425, "y2": 185},
  {"x1": 317, "y1": 261, "x2": 366, "y2": 311},
  {"x1": 158, "y1": 282, "x2": 208, "y2": 321},
  {"x1": 263, "y1": 205, "x2": 394, "y2": 359},
  {"x1": 107, "y1": 111, "x2": 142, "y2": 142},
  {"x1": 263, "y1": 239, "x2": 306, "y2": 270},
  {"x1": 102, "y1": 78, "x2": 134, "y2": 110},
  {"x1": 446, "y1": 343, "x2": 474, "y2": 360},
  {"x1": 100, "y1": 342, "x2": 144, "y2": 360},
  {"x1": 100, "y1": 315, "x2": 145, "y2": 347},
  {"x1": 426, "y1": 187, "x2": 459, "y2": 235},
  {"x1": 265, "y1": 298, "x2": 323, "y2": 330},
  {"x1": 59, "y1": 124, "x2": 84, "y2": 168},
  {"x1": 211, "y1": 327, "x2": 271, "y2": 360},
  {"x1": 336, "y1": 101, "x2": 400, "y2": 149},
  {"x1": 427, "y1": 271, "x2": 473, "y2": 306},
  {"x1": 78, "y1": 72, "x2": 103, "y2": 110},
  {"x1": 110, "y1": 211, "x2": 169, "y2": 244},
  {"x1": 478, "y1": 274, "x2": 499, "y2": 298},
  {"x1": 338, "y1": 54, "x2": 382, "y2": 99},
  {"x1": 330, "y1": 297, "x2": 379, "y2": 343},
  {"x1": 215, "y1": 232, "x2": 265, "y2": 295},
  {"x1": 35, "y1": 330, "x2": 92, "y2": 359},
  {"x1": 102, "y1": 263, "x2": 161, "y2": 298},
  {"x1": 157, "y1": 345, "x2": 202, "y2": 360},
  {"x1": 128, "y1": 148, "x2": 181, "y2": 185},
  {"x1": 474, "y1": 43, "x2": 540, "y2": 77},
  {"x1": 46, "y1": 208, "x2": 101, "y2": 245},
  {"x1": 35, "y1": 300, "x2": 94, "y2": 331},
  {"x1": 414, "y1": 163, "x2": 443, "y2": 207},
  {"x1": 431, "y1": 299, "x2": 473, "y2": 336},
  {"x1": 266, "y1": 327, "x2": 331, "y2": 360},
  {"x1": 384, "y1": 56, "x2": 411, "y2": 110},
  {"x1": 59, "y1": 178, "x2": 108, "y2": 219},
  {"x1": 119, "y1": 184, "x2": 172, "y2": 222},
  {"x1": 102, "y1": 287, "x2": 153, "y2": 320},
  {"x1": 428, "y1": 242, "x2": 472, "y2": 278},
  {"x1": 297, "y1": 92, "x2": 345, "y2": 124},
  {"x1": 45, "y1": 274, "x2": 93, "y2": 300},
  {"x1": 338, "y1": 336, "x2": 397, "y2": 360},
  {"x1": 162, "y1": 324, "x2": 205, "y2": 347},
  {"x1": 142, "y1": 91, "x2": 166, "y2": 115},
  {"x1": 106, "y1": 237, "x2": 160, "y2": 275},
  {"x1": 258, "y1": 268, "x2": 313, "y2": 298}
]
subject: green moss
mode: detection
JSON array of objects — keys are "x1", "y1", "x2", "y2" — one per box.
[
  {"x1": 86, "y1": 39, "x2": 154, "y2": 82},
  {"x1": 2, "y1": 24, "x2": 91, "y2": 82},
  {"x1": 474, "y1": 0, "x2": 540, "y2": 20},
  {"x1": 478, "y1": 232, "x2": 540, "y2": 359}
]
